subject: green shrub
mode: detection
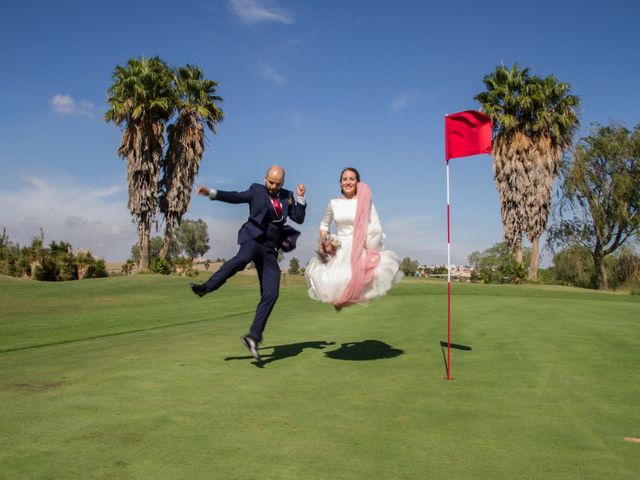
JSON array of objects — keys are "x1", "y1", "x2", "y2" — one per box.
[
  {"x1": 150, "y1": 258, "x2": 173, "y2": 275},
  {"x1": 84, "y1": 258, "x2": 108, "y2": 278}
]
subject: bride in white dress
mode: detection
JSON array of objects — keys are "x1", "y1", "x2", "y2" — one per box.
[{"x1": 305, "y1": 167, "x2": 403, "y2": 307}]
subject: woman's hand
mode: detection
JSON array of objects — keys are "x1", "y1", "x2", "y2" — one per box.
[{"x1": 319, "y1": 230, "x2": 328, "y2": 242}]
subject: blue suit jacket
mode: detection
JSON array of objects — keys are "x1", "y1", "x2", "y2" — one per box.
[{"x1": 214, "y1": 183, "x2": 306, "y2": 251}]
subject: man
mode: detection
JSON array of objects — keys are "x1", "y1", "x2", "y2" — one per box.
[{"x1": 190, "y1": 165, "x2": 306, "y2": 361}]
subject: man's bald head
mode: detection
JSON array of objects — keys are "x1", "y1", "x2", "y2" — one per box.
[
  {"x1": 266, "y1": 165, "x2": 285, "y2": 180},
  {"x1": 264, "y1": 165, "x2": 285, "y2": 196}
]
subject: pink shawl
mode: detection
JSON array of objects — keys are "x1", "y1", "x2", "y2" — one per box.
[{"x1": 334, "y1": 182, "x2": 381, "y2": 308}]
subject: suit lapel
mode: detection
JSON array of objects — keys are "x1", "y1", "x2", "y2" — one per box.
[{"x1": 252, "y1": 185, "x2": 269, "y2": 224}]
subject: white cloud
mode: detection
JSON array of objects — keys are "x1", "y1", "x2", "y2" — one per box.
[
  {"x1": 64, "y1": 216, "x2": 89, "y2": 228},
  {"x1": 229, "y1": 0, "x2": 293, "y2": 25},
  {"x1": 0, "y1": 174, "x2": 256, "y2": 263},
  {"x1": 382, "y1": 214, "x2": 446, "y2": 263},
  {"x1": 0, "y1": 176, "x2": 135, "y2": 261},
  {"x1": 259, "y1": 65, "x2": 287, "y2": 86},
  {"x1": 390, "y1": 94, "x2": 411, "y2": 112},
  {"x1": 50, "y1": 94, "x2": 95, "y2": 117},
  {"x1": 389, "y1": 92, "x2": 422, "y2": 112},
  {"x1": 50, "y1": 94, "x2": 75, "y2": 114}
]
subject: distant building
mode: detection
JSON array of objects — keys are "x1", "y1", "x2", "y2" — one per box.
[{"x1": 418, "y1": 264, "x2": 474, "y2": 281}]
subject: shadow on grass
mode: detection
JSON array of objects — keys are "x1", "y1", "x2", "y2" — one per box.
[
  {"x1": 324, "y1": 340, "x2": 404, "y2": 361},
  {"x1": 440, "y1": 340, "x2": 472, "y2": 376},
  {"x1": 225, "y1": 341, "x2": 336, "y2": 368}
]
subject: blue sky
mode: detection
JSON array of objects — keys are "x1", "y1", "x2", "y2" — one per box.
[{"x1": 1, "y1": 0, "x2": 638, "y2": 265}]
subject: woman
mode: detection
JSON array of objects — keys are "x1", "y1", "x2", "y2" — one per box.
[{"x1": 305, "y1": 167, "x2": 403, "y2": 308}]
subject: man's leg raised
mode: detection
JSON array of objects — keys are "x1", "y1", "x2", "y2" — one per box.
[{"x1": 191, "y1": 241, "x2": 257, "y2": 296}]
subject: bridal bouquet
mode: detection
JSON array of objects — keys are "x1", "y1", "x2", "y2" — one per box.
[{"x1": 316, "y1": 235, "x2": 341, "y2": 263}]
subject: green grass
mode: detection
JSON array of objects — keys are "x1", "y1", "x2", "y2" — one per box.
[{"x1": 1, "y1": 274, "x2": 639, "y2": 479}]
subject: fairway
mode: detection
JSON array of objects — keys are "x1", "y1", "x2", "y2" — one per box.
[{"x1": 1, "y1": 274, "x2": 639, "y2": 479}]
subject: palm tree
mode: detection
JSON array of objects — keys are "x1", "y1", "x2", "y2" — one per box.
[
  {"x1": 474, "y1": 64, "x2": 537, "y2": 265},
  {"x1": 523, "y1": 75, "x2": 579, "y2": 280},
  {"x1": 158, "y1": 65, "x2": 224, "y2": 259},
  {"x1": 475, "y1": 65, "x2": 580, "y2": 281},
  {"x1": 105, "y1": 57, "x2": 175, "y2": 271}
]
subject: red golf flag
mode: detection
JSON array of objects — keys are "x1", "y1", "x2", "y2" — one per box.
[{"x1": 445, "y1": 110, "x2": 492, "y2": 161}]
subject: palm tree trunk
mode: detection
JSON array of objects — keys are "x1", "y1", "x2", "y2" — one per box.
[
  {"x1": 139, "y1": 217, "x2": 150, "y2": 271},
  {"x1": 159, "y1": 224, "x2": 173, "y2": 260},
  {"x1": 528, "y1": 236, "x2": 540, "y2": 281},
  {"x1": 514, "y1": 240, "x2": 523, "y2": 265}
]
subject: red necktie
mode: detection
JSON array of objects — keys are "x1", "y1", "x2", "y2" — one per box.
[{"x1": 272, "y1": 197, "x2": 282, "y2": 217}]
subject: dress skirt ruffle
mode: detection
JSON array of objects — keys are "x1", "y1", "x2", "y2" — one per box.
[{"x1": 305, "y1": 234, "x2": 403, "y2": 304}]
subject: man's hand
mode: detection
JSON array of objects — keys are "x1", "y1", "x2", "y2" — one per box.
[
  {"x1": 296, "y1": 183, "x2": 305, "y2": 198},
  {"x1": 196, "y1": 186, "x2": 210, "y2": 196}
]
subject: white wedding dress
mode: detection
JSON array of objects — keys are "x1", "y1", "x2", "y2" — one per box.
[{"x1": 305, "y1": 198, "x2": 403, "y2": 304}]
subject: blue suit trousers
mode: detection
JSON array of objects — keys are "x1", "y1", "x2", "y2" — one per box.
[{"x1": 202, "y1": 239, "x2": 280, "y2": 342}]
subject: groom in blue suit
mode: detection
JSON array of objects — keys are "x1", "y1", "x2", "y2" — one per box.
[{"x1": 190, "y1": 165, "x2": 306, "y2": 361}]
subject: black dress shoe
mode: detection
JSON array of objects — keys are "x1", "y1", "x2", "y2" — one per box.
[
  {"x1": 241, "y1": 335, "x2": 261, "y2": 361},
  {"x1": 190, "y1": 283, "x2": 207, "y2": 297}
]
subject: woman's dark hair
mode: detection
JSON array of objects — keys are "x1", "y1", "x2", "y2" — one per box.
[{"x1": 340, "y1": 167, "x2": 360, "y2": 195}]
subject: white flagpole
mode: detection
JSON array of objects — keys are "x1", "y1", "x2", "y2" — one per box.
[{"x1": 446, "y1": 159, "x2": 452, "y2": 380}]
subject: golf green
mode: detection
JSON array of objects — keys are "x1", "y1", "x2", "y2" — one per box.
[{"x1": 1, "y1": 274, "x2": 638, "y2": 479}]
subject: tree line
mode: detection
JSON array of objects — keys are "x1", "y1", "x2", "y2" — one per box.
[
  {"x1": 122, "y1": 218, "x2": 211, "y2": 276},
  {"x1": 467, "y1": 241, "x2": 640, "y2": 292},
  {"x1": 396, "y1": 241, "x2": 639, "y2": 293},
  {"x1": 0, "y1": 228, "x2": 107, "y2": 281}
]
